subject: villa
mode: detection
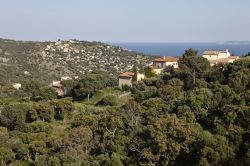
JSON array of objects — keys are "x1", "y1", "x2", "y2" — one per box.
[
  {"x1": 118, "y1": 72, "x2": 145, "y2": 88},
  {"x1": 202, "y1": 49, "x2": 239, "y2": 66},
  {"x1": 151, "y1": 56, "x2": 179, "y2": 74}
]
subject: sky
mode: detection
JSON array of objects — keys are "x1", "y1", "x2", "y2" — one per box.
[{"x1": 0, "y1": 0, "x2": 250, "y2": 42}]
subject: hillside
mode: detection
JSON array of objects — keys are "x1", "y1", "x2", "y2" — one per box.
[
  {"x1": 0, "y1": 38, "x2": 152, "y2": 84},
  {"x1": 0, "y1": 53, "x2": 249, "y2": 165}
]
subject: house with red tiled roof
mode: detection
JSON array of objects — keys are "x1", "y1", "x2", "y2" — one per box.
[
  {"x1": 150, "y1": 56, "x2": 179, "y2": 75},
  {"x1": 118, "y1": 72, "x2": 145, "y2": 88},
  {"x1": 153, "y1": 56, "x2": 179, "y2": 69},
  {"x1": 202, "y1": 49, "x2": 239, "y2": 66}
]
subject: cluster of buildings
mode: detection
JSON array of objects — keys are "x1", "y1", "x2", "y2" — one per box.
[
  {"x1": 118, "y1": 56, "x2": 180, "y2": 88},
  {"x1": 118, "y1": 49, "x2": 239, "y2": 88},
  {"x1": 11, "y1": 48, "x2": 240, "y2": 93},
  {"x1": 202, "y1": 49, "x2": 239, "y2": 66}
]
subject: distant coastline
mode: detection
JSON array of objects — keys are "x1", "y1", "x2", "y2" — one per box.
[
  {"x1": 224, "y1": 41, "x2": 250, "y2": 44},
  {"x1": 111, "y1": 42, "x2": 250, "y2": 56}
]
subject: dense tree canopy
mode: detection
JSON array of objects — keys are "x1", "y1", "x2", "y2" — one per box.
[{"x1": 0, "y1": 56, "x2": 250, "y2": 165}]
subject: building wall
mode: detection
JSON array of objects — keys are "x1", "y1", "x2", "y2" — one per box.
[
  {"x1": 152, "y1": 68, "x2": 163, "y2": 75},
  {"x1": 119, "y1": 77, "x2": 132, "y2": 87},
  {"x1": 203, "y1": 54, "x2": 219, "y2": 60},
  {"x1": 166, "y1": 62, "x2": 178, "y2": 68},
  {"x1": 218, "y1": 52, "x2": 230, "y2": 59},
  {"x1": 153, "y1": 62, "x2": 166, "y2": 68},
  {"x1": 153, "y1": 61, "x2": 178, "y2": 69},
  {"x1": 203, "y1": 51, "x2": 230, "y2": 60},
  {"x1": 137, "y1": 73, "x2": 145, "y2": 81}
]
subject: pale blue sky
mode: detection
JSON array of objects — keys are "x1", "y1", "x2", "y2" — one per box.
[{"x1": 0, "y1": 0, "x2": 249, "y2": 42}]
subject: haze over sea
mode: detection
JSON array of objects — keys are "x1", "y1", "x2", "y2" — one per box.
[{"x1": 112, "y1": 42, "x2": 250, "y2": 57}]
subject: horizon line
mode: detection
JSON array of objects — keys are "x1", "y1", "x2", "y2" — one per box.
[{"x1": 1, "y1": 37, "x2": 250, "y2": 44}]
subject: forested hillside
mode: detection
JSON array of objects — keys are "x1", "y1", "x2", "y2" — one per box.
[
  {"x1": 0, "y1": 38, "x2": 151, "y2": 83},
  {"x1": 0, "y1": 50, "x2": 250, "y2": 165}
]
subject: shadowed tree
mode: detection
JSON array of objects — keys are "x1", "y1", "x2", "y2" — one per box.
[{"x1": 178, "y1": 48, "x2": 210, "y2": 86}]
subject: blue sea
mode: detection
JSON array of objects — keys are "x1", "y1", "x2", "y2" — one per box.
[{"x1": 112, "y1": 43, "x2": 250, "y2": 56}]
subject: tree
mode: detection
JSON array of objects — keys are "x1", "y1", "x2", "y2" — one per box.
[
  {"x1": 0, "y1": 148, "x2": 15, "y2": 165},
  {"x1": 182, "y1": 48, "x2": 198, "y2": 58},
  {"x1": 73, "y1": 75, "x2": 105, "y2": 101},
  {"x1": 144, "y1": 67, "x2": 155, "y2": 78},
  {"x1": 39, "y1": 86, "x2": 57, "y2": 100},
  {"x1": 98, "y1": 94, "x2": 118, "y2": 106},
  {"x1": 36, "y1": 101, "x2": 54, "y2": 122},
  {"x1": 0, "y1": 104, "x2": 27, "y2": 130},
  {"x1": 178, "y1": 49, "x2": 210, "y2": 86},
  {"x1": 190, "y1": 133, "x2": 235, "y2": 165},
  {"x1": 52, "y1": 98, "x2": 73, "y2": 120},
  {"x1": 25, "y1": 121, "x2": 52, "y2": 134},
  {"x1": 132, "y1": 64, "x2": 138, "y2": 82},
  {"x1": 21, "y1": 80, "x2": 45, "y2": 98}
]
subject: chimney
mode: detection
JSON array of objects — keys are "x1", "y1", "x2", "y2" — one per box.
[
  {"x1": 163, "y1": 56, "x2": 166, "y2": 59},
  {"x1": 226, "y1": 49, "x2": 229, "y2": 52}
]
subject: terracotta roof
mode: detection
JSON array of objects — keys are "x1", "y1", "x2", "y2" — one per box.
[
  {"x1": 153, "y1": 56, "x2": 179, "y2": 62},
  {"x1": 203, "y1": 50, "x2": 227, "y2": 55},
  {"x1": 119, "y1": 72, "x2": 134, "y2": 78}
]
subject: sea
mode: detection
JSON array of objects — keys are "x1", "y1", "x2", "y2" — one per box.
[{"x1": 111, "y1": 42, "x2": 250, "y2": 57}]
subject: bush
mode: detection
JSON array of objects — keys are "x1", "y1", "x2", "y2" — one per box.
[
  {"x1": 25, "y1": 121, "x2": 52, "y2": 134},
  {"x1": 0, "y1": 104, "x2": 28, "y2": 131},
  {"x1": 121, "y1": 84, "x2": 130, "y2": 91},
  {"x1": 52, "y1": 98, "x2": 73, "y2": 120},
  {"x1": 36, "y1": 101, "x2": 54, "y2": 122},
  {"x1": 98, "y1": 94, "x2": 118, "y2": 106}
]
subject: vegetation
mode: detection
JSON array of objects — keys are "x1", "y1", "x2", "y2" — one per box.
[
  {"x1": 0, "y1": 49, "x2": 249, "y2": 165},
  {"x1": 0, "y1": 38, "x2": 152, "y2": 88}
]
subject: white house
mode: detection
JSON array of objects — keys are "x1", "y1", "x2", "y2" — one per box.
[
  {"x1": 203, "y1": 49, "x2": 231, "y2": 60},
  {"x1": 150, "y1": 56, "x2": 179, "y2": 75},
  {"x1": 152, "y1": 56, "x2": 179, "y2": 69},
  {"x1": 202, "y1": 49, "x2": 239, "y2": 66}
]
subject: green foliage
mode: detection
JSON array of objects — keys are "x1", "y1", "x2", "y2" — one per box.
[
  {"x1": 25, "y1": 121, "x2": 52, "y2": 134},
  {"x1": 72, "y1": 72, "x2": 110, "y2": 101},
  {"x1": 39, "y1": 86, "x2": 57, "y2": 100},
  {"x1": 144, "y1": 66, "x2": 156, "y2": 78},
  {"x1": 98, "y1": 94, "x2": 119, "y2": 106},
  {"x1": 36, "y1": 101, "x2": 54, "y2": 122},
  {"x1": 0, "y1": 147, "x2": 15, "y2": 165},
  {"x1": 0, "y1": 56, "x2": 250, "y2": 165},
  {"x1": 182, "y1": 48, "x2": 198, "y2": 57},
  {"x1": 178, "y1": 49, "x2": 210, "y2": 87},
  {"x1": 132, "y1": 64, "x2": 138, "y2": 82},
  {"x1": 52, "y1": 98, "x2": 73, "y2": 120},
  {"x1": 0, "y1": 104, "x2": 27, "y2": 131}
]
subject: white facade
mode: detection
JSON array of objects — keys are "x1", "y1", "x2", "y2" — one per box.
[
  {"x1": 153, "y1": 57, "x2": 179, "y2": 69},
  {"x1": 166, "y1": 62, "x2": 179, "y2": 68},
  {"x1": 203, "y1": 49, "x2": 230, "y2": 61},
  {"x1": 137, "y1": 73, "x2": 145, "y2": 81}
]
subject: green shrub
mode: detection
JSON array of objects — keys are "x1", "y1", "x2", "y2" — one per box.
[
  {"x1": 25, "y1": 121, "x2": 52, "y2": 134},
  {"x1": 98, "y1": 94, "x2": 118, "y2": 106}
]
